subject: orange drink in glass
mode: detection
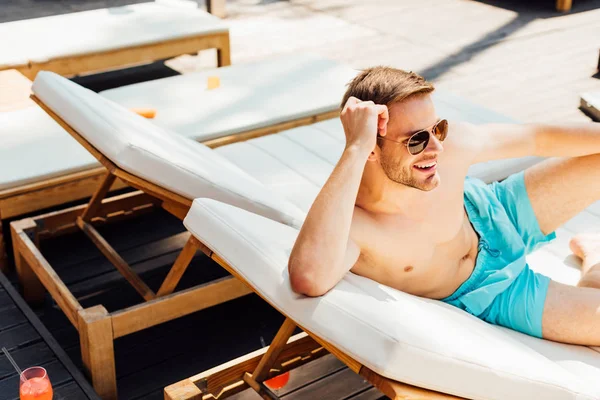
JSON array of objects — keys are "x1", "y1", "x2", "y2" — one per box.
[{"x1": 20, "y1": 367, "x2": 53, "y2": 400}]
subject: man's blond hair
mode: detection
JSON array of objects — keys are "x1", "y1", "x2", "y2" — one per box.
[{"x1": 341, "y1": 67, "x2": 434, "y2": 108}]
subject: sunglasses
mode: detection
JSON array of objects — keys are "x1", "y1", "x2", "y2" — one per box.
[{"x1": 377, "y1": 119, "x2": 448, "y2": 155}]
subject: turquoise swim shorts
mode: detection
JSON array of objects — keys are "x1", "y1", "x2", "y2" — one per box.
[{"x1": 441, "y1": 171, "x2": 556, "y2": 338}]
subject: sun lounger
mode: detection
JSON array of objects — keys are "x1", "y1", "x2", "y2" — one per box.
[
  {"x1": 0, "y1": 1, "x2": 230, "y2": 79},
  {"x1": 11, "y1": 66, "x2": 545, "y2": 399},
  {"x1": 0, "y1": 55, "x2": 355, "y2": 272},
  {"x1": 163, "y1": 193, "x2": 600, "y2": 400}
]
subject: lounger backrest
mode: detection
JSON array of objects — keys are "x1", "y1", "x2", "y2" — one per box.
[{"x1": 31, "y1": 71, "x2": 305, "y2": 228}]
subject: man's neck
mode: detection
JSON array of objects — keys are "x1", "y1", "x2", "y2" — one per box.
[{"x1": 355, "y1": 172, "x2": 430, "y2": 218}]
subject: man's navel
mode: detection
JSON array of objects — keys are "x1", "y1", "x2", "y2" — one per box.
[{"x1": 403, "y1": 266, "x2": 414, "y2": 273}]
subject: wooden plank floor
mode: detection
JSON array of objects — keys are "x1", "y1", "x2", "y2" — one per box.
[
  {"x1": 6, "y1": 209, "x2": 387, "y2": 399},
  {"x1": 0, "y1": 268, "x2": 99, "y2": 400}
]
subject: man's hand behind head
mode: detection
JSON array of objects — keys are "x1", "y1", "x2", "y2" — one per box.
[{"x1": 341, "y1": 96, "x2": 389, "y2": 156}]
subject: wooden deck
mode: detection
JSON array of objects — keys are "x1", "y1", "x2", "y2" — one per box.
[
  {"x1": 1, "y1": 0, "x2": 599, "y2": 399},
  {"x1": 10, "y1": 209, "x2": 387, "y2": 399},
  {"x1": 0, "y1": 268, "x2": 100, "y2": 400}
]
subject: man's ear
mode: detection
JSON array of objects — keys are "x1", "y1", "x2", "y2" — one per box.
[{"x1": 367, "y1": 144, "x2": 381, "y2": 162}]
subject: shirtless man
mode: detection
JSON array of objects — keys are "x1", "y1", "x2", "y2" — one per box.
[{"x1": 288, "y1": 67, "x2": 600, "y2": 345}]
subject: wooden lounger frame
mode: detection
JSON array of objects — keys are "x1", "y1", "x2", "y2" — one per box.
[
  {"x1": 164, "y1": 240, "x2": 463, "y2": 400},
  {"x1": 7, "y1": 30, "x2": 231, "y2": 80},
  {"x1": 9, "y1": 95, "x2": 338, "y2": 399}
]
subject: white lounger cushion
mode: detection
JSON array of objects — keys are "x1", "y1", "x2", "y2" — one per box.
[
  {"x1": 184, "y1": 198, "x2": 600, "y2": 400},
  {"x1": 31, "y1": 71, "x2": 304, "y2": 227},
  {"x1": 0, "y1": 107, "x2": 98, "y2": 191},
  {"x1": 1, "y1": 54, "x2": 351, "y2": 191},
  {"x1": 100, "y1": 54, "x2": 358, "y2": 142},
  {"x1": 0, "y1": 2, "x2": 227, "y2": 70},
  {"x1": 3, "y1": 53, "x2": 537, "y2": 192}
]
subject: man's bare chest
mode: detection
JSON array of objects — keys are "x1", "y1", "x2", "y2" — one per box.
[{"x1": 352, "y1": 204, "x2": 479, "y2": 298}]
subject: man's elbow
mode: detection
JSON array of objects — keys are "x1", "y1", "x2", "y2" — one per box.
[{"x1": 288, "y1": 258, "x2": 330, "y2": 297}]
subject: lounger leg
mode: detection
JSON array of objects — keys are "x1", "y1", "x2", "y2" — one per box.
[
  {"x1": 11, "y1": 219, "x2": 46, "y2": 304},
  {"x1": 79, "y1": 306, "x2": 117, "y2": 400},
  {"x1": 157, "y1": 236, "x2": 202, "y2": 296},
  {"x1": 556, "y1": 0, "x2": 572, "y2": 11},
  {"x1": 81, "y1": 172, "x2": 116, "y2": 223},
  {"x1": 217, "y1": 35, "x2": 231, "y2": 67},
  {"x1": 207, "y1": 0, "x2": 226, "y2": 18}
]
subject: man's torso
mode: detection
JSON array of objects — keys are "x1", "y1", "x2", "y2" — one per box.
[{"x1": 350, "y1": 123, "x2": 481, "y2": 299}]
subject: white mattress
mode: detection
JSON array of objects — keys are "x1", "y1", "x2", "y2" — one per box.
[
  {"x1": 6, "y1": 55, "x2": 534, "y2": 192},
  {"x1": 0, "y1": 107, "x2": 98, "y2": 191},
  {"x1": 0, "y1": 2, "x2": 228, "y2": 70},
  {"x1": 184, "y1": 197, "x2": 600, "y2": 400},
  {"x1": 31, "y1": 71, "x2": 304, "y2": 227},
  {"x1": 100, "y1": 54, "x2": 358, "y2": 141}
]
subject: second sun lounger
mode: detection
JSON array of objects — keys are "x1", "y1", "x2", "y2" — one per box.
[
  {"x1": 0, "y1": 1, "x2": 230, "y2": 79},
  {"x1": 0, "y1": 55, "x2": 355, "y2": 272}
]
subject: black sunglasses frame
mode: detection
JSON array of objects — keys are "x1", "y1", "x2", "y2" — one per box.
[{"x1": 377, "y1": 119, "x2": 448, "y2": 155}]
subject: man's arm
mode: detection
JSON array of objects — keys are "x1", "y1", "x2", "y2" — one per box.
[
  {"x1": 472, "y1": 122, "x2": 600, "y2": 164},
  {"x1": 288, "y1": 98, "x2": 388, "y2": 297}
]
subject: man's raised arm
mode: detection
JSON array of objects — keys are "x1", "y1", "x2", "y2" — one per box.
[
  {"x1": 471, "y1": 122, "x2": 600, "y2": 164},
  {"x1": 288, "y1": 98, "x2": 388, "y2": 297}
]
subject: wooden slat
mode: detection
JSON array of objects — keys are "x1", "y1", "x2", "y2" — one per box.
[
  {"x1": 0, "y1": 288, "x2": 12, "y2": 310},
  {"x1": 157, "y1": 236, "x2": 200, "y2": 296},
  {"x1": 0, "y1": 324, "x2": 40, "y2": 352},
  {"x1": 164, "y1": 333, "x2": 325, "y2": 400},
  {"x1": 34, "y1": 190, "x2": 156, "y2": 239},
  {"x1": 11, "y1": 221, "x2": 83, "y2": 328},
  {"x1": 359, "y1": 367, "x2": 464, "y2": 400},
  {"x1": 273, "y1": 355, "x2": 345, "y2": 396},
  {"x1": 348, "y1": 387, "x2": 386, "y2": 400},
  {"x1": 203, "y1": 112, "x2": 339, "y2": 149},
  {"x1": 76, "y1": 217, "x2": 155, "y2": 301},
  {"x1": 281, "y1": 368, "x2": 370, "y2": 400},
  {"x1": 111, "y1": 275, "x2": 251, "y2": 338},
  {"x1": 80, "y1": 172, "x2": 117, "y2": 222},
  {"x1": 242, "y1": 373, "x2": 279, "y2": 400},
  {"x1": 21, "y1": 32, "x2": 231, "y2": 79},
  {"x1": 0, "y1": 306, "x2": 27, "y2": 331}
]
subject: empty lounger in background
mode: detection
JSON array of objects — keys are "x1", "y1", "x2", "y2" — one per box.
[{"x1": 0, "y1": 1, "x2": 230, "y2": 79}]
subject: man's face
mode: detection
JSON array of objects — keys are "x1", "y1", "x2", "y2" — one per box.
[{"x1": 377, "y1": 94, "x2": 444, "y2": 191}]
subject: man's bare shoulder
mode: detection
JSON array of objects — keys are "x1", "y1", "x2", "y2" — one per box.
[
  {"x1": 348, "y1": 205, "x2": 376, "y2": 247},
  {"x1": 441, "y1": 120, "x2": 482, "y2": 168}
]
